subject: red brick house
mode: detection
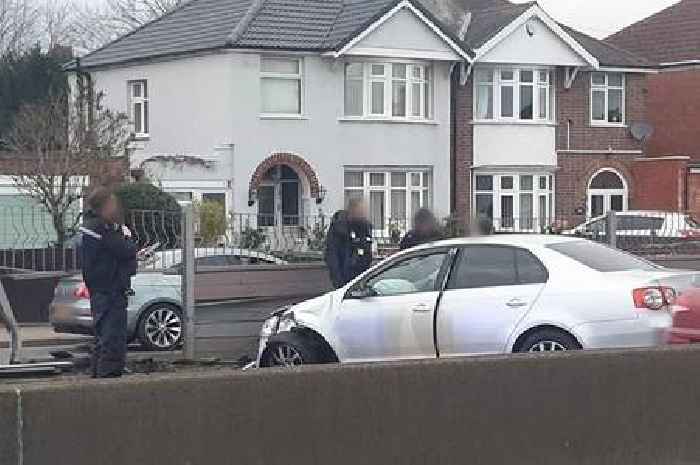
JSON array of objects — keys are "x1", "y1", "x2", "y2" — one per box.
[
  {"x1": 449, "y1": 1, "x2": 654, "y2": 230},
  {"x1": 607, "y1": 0, "x2": 700, "y2": 215}
]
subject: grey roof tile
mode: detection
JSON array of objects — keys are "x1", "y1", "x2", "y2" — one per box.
[
  {"x1": 74, "y1": 0, "x2": 649, "y2": 70},
  {"x1": 561, "y1": 24, "x2": 654, "y2": 68}
]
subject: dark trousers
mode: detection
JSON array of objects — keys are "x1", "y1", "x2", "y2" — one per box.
[{"x1": 90, "y1": 291, "x2": 128, "y2": 378}]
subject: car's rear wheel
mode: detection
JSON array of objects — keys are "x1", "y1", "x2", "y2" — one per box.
[
  {"x1": 137, "y1": 304, "x2": 183, "y2": 351},
  {"x1": 516, "y1": 328, "x2": 581, "y2": 353},
  {"x1": 260, "y1": 332, "x2": 323, "y2": 368}
]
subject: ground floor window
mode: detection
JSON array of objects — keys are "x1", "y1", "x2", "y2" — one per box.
[
  {"x1": 344, "y1": 168, "x2": 432, "y2": 230},
  {"x1": 587, "y1": 168, "x2": 628, "y2": 218},
  {"x1": 473, "y1": 173, "x2": 554, "y2": 231}
]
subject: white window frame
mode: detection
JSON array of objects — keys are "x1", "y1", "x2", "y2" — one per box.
[
  {"x1": 260, "y1": 57, "x2": 304, "y2": 117},
  {"x1": 590, "y1": 72, "x2": 625, "y2": 126},
  {"x1": 344, "y1": 168, "x2": 433, "y2": 233},
  {"x1": 473, "y1": 66, "x2": 555, "y2": 123},
  {"x1": 344, "y1": 61, "x2": 434, "y2": 121},
  {"x1": 472, "y1": 173, "x2": 555, "y2": 233},
  {"x1": 128, "y1": 80, "x2": 149, "y2": 138},
  {"x1": 586, "y1": 168, "x2": 628, "y2": 218}
]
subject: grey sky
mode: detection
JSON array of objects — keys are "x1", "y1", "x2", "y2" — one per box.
[{"x1": 512, "y1": 0, "x2": 680, "y2": 38}]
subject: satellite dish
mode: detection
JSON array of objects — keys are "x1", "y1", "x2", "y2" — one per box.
[{"x1": 630, "y1": 122, "x2": 654, "y2": 143}]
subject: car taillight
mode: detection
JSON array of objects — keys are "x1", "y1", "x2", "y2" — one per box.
[
  {"x1": 633, "y1": 286, "x2": 676, "y2": 310},
  {"x1": 74, "y1": 283, "x2": 90, "y2": 299}
]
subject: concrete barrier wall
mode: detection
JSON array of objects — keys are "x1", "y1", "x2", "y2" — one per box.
[
  {"x1": 195, "y1": 262, "x2": 332, "y2": 301},
  {"x1": 4, "y1": 347, "x2": 700, "y2": 465}
]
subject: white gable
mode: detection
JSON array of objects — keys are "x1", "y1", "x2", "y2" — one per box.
[
  {"x1": 479, "y1": 18, "x2": 588, "y2": 66},
  {"x1": 346, "y1": 8, "x2": 462, "y2": 61}
]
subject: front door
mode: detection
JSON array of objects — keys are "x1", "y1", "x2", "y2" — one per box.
[
  {"x1": 258, "y1": 165, "x2": 301, "y2": 226},
  {"x1": 333, "y1": 251, "x2": 450, "y2": 363},
  {"x1": 437, "y1": 246, "x2": 548, "y2": 356},
  {"x1": 590, "y1": 193, "x2": 625, "y2": 218}
]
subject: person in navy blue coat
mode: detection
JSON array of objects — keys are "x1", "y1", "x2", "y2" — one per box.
[
  {"x1": 80, "y1": 187, "x2": 137, "y2": 378},
  {"x1": 325, "y1": 199, "x2": 373, "y2": 289}
]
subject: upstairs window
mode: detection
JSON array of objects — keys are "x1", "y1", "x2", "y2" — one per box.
[
  {"x1": 474, "y1": 67, "x2": 553, "y2": 123},
  {"x1": 128, "y1": 80, "x2": 149, "y2": 137},
  {"x1": 261, "y1": 57, "x2": 303, "y2": 116},
  {"x1": 344, "y1": 62, "x2": 433, "y2": 120},
  {"x1": 591, "y1": 72, "x2": 624, "y2": 125}
]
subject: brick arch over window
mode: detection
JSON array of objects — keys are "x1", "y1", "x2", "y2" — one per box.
[
  {"x1": 249, "y1": 153, "x2": 321, "y2": 199},
  {"x1": 580, "y1": 160, "x2": 634, "y2": 204}
]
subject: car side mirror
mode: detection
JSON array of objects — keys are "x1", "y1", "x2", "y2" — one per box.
[{"x1": 347, "y1": 284, "x2": 377, "y2": 299}]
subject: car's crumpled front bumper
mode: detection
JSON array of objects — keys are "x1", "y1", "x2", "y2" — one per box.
[{"x1": 254, "y1": 306, "x2": 296, "y2": 367}]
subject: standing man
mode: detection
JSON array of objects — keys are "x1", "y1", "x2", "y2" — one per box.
[
  {"x1": 325, "y1": 199, "x2": 373, "y2": 288},
  {"x1": 80, "y1": 187, "x2": 137, "y2": 378}
]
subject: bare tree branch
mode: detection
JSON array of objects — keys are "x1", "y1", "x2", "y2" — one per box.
[{"x1": 8, "y1": 81, "x2": 130, "y2": 245}]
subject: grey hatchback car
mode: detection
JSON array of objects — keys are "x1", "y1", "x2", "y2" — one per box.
[{"x1": 50, "y1": 249, "x2": 287, "y2": 350}]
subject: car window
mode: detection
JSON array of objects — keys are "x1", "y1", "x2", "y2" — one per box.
[
  {"x1": 515, "y1": 249, "x2": 548, "y2": 284},
  {"x1": 585, "y1": 219, "x2": 606, "y2": 233},
  {"x1": 547, "y1": 241, "x2": 658, "y2": 272},
  {"x1": 227, "y1": 256, "x2": 243, "y2": 266},
  {"x1": 686, "y1": 216, "x2": 700, "y2": 228},
  {"x1": 195, "y1": 256, "x2": 230, "y2": 267},
  {"x1": 617, "y1": 216, "x2": 664, "y2": 231},
  {"x1": 367, "y1": 253, "x2": 447, "y2": 297},
  {"x1": 447, "y1": 246, "x2": 517, "y2": 289}
]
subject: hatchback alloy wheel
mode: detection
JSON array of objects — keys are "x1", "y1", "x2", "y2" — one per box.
[
  {"x1": 528, "y1": 341, "x2": 567, "y2": 352},
  {"x1": 144, "y1": 307, "x2": 183, "y2": 350}
]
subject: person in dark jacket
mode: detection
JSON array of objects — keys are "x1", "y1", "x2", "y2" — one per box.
[
  {"x1": 80, "y1": 187, "x2": 137, "y2": 378},
  {"x1": 325, "y1": 199, "x2": 373, "y2": 289},
  {"x1": 400, "y1": 208, "x2": 443, "y2": 250}
]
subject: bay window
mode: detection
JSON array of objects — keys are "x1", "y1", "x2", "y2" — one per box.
[
  {"x1": 344, "y1": 62, "x2": 433, "y2": 120},
  {"x1": 260, "y1": 57, "x2": 303, "y2": 115},
  {"x1": 591, "y1": 72, "x2": 624, "y2": 125},
  {"x1": 474, "y1": 173, "x2": 554, "y2": 232},
  {"x1": 474, "y1": 67, "x2": 553, "y2": 122},
  {"x1": 344, "y1": 169, "x2": 433, "y2": 230}
]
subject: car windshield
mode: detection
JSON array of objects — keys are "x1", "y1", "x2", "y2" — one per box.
[{"x1": 547, "y1": 241, "x2": 658, "y2": 272}]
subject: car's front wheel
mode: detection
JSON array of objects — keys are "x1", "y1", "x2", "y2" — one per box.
[
  {"x1": 137, "y1": 304, "x2": 183, "y2": 351},
  {"x1": 260, "y1": 332, "x2": 323, "y2": 367},
  {"x1": 515, "y1": 328, "x2": 582, "y2": 353}
]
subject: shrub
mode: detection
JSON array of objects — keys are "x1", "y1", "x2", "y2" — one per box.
[
  {"x1": 196, "y1": 200, "x2": 227, "y2": 246},
  {"x1": 240, "y1": 225, "x2": 267, "y2": 250},
  {"x1": 115, "y1": 182, "x2": 182, "y2": 249}
]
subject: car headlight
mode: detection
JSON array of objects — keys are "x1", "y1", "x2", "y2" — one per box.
[{"x1": 260, "y1": 316, "x2": 280, "y2": 337}]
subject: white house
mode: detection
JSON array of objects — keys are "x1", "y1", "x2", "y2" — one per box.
[
  {"x1": 67, "y1": 0, "x2": 654, "y2": 235},
  {"x1": 68, "y1": 0, "x2": 472, "y2": 232}
]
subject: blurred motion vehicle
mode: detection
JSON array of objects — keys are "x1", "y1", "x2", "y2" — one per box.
[
  {"x1": 257, "y1": 236, "x2": 688, "y2": 367},
  {"x1": 563, "y1": 211, "x2": 700, "y2": 252},
  {"x1": 50, "y1": 248, "x2": 287, "y2": 351},
  {"x1": 664, "y1": 275, "x2": 700, "y2": 344}
]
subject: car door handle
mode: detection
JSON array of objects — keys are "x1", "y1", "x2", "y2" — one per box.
[
  {"x1": 506, "y1": 298, "x2": 528, "y2": 308},
  {"x1": 412, "y1": 303, "x2": 432, "y2": 313}
]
